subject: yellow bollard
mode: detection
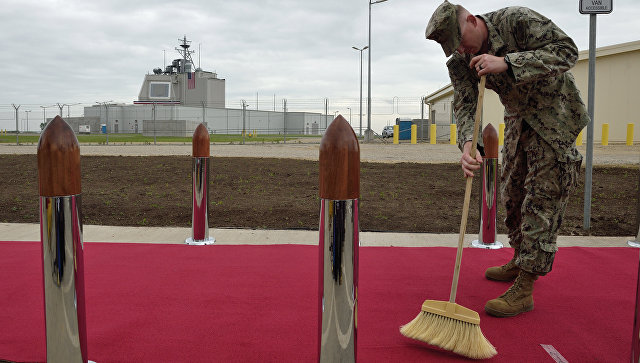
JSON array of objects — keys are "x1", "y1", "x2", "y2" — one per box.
[
  {"x1": 576, "y1": 129, "x2": 583, "y2": 146},
  {"x1": 627, "y1": 123, "x2": 634, "y2": 146},
  {"x1": 498, "y1": 123, "x2": 505, "y2": 146},
  {"x1": 450, "y1": 124, "x2": 457, "y2": 145},
  {"x1": 393, "y1": 125, "x2": 399, "y2": 144},
  {"x1": 430, "y1": 124, "x2": 436, "y2": 144},
  {"x1": 602, "y1": 123, "x2": 609, "y2": 146},
  {"x1": 411, "y1": 124, "x2": 417, "y2": 144}
]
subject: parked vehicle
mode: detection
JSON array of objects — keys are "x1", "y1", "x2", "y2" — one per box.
[{"x1": 382, "y1": 125, "x2": 394, "y2": 138}]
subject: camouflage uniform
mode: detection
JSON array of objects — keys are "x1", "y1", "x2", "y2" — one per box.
[{"x1": 446, "y1": 7, "x2": 589, "y2": 275}]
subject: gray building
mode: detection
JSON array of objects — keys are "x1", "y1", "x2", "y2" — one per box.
[{"x1": 61, "y1": 36, "x2": 332, "y2": 137}]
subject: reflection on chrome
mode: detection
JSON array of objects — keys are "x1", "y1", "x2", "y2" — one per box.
[
  {"x1": 472, "y1": 158, "x2": 503, "y2": 249},
  {"x1": 482, "y1": 158, "x2": 497, "y2": 243},
  {"x1": 319, "y1": 199, "x2": 359, "y2": 362},
  {"x1": 40, "y1": 195, "x2": 88, "y2": 362},
  {"x1": 186, "y1": 157, "x2": 214, "y2": 245}
]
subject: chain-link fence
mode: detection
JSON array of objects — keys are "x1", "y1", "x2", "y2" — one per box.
[{"x1": 0, "y1": 97, "x2": 428, "y2": 144}]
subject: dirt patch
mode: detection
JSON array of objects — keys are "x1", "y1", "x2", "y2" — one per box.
[{"x1": 1, "y1": 154, "x2": 637, "y2": 236}]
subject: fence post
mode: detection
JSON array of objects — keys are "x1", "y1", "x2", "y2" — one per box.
[
  {"x1": 393, "y1": 124, "x2": 399, "y2": 144},
  {"x1": 450, "y1": 123, "x2": 457, "y2": 145},
  {"x1": 38, "y1": 115, "x2": 89, "y2": 362},
  {"x1": 411, "y1": 124, "x2": 417, "y2": 144},
  {"x1": 430, "y1": 124, "x2": 436, "y2": 144},
  {"x1": 576, "y1": 129, "x2": 584, "y2": 146},
  {"x1": 318, "y1": 115, "x2": 359, "y2": 362}
]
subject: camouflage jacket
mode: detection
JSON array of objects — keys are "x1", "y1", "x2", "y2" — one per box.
[{"x1": 447, "y1": 7, "x2": 589, "y2": 160}]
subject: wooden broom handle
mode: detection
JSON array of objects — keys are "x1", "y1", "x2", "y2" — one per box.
[{"x1": 449, "y1": 75, "x2": 486, "y2": 303}]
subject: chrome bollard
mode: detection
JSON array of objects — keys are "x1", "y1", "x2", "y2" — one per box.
[
  {"x1": 629, "y1": 225, "x2": 640, "y2": 248},
  {"x1": 629, "y1": 166, "x2": 640, "y2": 248},
  {"x1": 630, "y1": 164, "x2": 640, "y2": 362},
  {"x1": 318, "y1": 115, "x2": 360, "y2": 362},
  {"x1": 633, "y1": 249, "x2": 640, "y2": 362},
  {"x1": 186, "y1": 123, "x2": 214, "y2": 245},
  {"x1": 38, "y1": 116, "x2": 88, "y2": 362},
  {"x1": 472, "y1": 123, "x2": 503, "y2": 249}
]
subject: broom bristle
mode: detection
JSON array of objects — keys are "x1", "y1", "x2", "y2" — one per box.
[{"x1": 400, "y1": 311, "x2": 497, "y2": 360}]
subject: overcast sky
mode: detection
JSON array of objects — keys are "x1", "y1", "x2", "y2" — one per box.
[{"x1": 1, "y1": 0, "x2": 637, "y2": 132}]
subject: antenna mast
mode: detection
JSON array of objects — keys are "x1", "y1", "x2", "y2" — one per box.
[{"x1": 176, "y1": 35, "x2": 195, "y2": 73}]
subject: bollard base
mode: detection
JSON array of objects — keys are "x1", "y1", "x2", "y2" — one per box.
[
  {"x1": 471, "y1": 239, "x2": 504, "y2": 249},
  {"x1": 628, "y1": 240, "x2": 640, "y2": 248},
  {"x1": 185, "y1": 237, "x2": 215, "y2": 245}
]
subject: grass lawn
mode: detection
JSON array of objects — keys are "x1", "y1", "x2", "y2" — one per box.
[{"x1": 0, "y1": 133, "x2": 325, "y2": 144}]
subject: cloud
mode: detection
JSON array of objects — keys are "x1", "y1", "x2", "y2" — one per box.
[{"x1": 1, "y1": 0, "x2": 638, "y2": 132}]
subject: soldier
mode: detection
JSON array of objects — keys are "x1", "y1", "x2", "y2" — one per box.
[{"x1": 425, "y1": 1, "x2": 589, "y2": 317}]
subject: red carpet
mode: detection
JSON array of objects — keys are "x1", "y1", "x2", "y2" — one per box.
[{"x1": 1, "y1": 241, "x2": 637, "y2": 362}]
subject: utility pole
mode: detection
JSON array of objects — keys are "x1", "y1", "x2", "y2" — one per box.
[{"x1": 352, "y1": 45, "x2": 368, "y2": 137}]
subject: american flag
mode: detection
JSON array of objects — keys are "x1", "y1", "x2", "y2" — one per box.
[{"x1": 188, "y1": 72, "x2": 196, "y2": 89}]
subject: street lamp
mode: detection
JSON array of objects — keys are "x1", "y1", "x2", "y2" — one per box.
[
  {"x1": 347, "y1": 107, "x2": 352, "y2": 126},
  {"x1": 66, "y1": 103, "x2": 81, "y2": 118},
  {"x1": 368, "y1": 0, "x2": 389, "y2": 142},
  {"x1": 352, "y1": 45, "x2": 368, "y2": 138},
  {"x1": 57, "y1": 103, "x2": 81, "y2": 118},
  {"x1": 40, "y1": 105, "x2": 55, "y2": 130}
]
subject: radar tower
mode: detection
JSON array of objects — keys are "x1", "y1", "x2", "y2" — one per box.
[{"x1": 176, "y1": 35, "x2": 196, "y2": 73}]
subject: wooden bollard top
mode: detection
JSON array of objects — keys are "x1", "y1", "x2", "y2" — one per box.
[
  {"x1": 319, "y1": 115, "x2": 360, "y2": 200},
  {"x1": 482, "y1": 123, "x2": 498, "y2": 159},
  {"x1": 192, "y1": 123, "x2": 210, "y2": 157},
  {"x1": 37, "y1": 116, "x2": 81, "y2": 197}
]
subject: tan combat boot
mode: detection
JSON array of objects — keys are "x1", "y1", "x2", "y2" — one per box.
[
  {"x1": 484, "y1": 271, "x2": 538, "y2": 317},
  {"x1": 485, "y1": 257, "x2": 520, "y2": 282}
]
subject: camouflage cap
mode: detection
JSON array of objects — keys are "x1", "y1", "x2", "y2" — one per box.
[{"x1": 425, "y1": 1, "x2": 461, "y2": 57}]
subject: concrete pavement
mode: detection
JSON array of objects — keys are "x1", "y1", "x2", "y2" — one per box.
[{"x1": 1, "y1": 223, "x2": 633, "y2": 247}]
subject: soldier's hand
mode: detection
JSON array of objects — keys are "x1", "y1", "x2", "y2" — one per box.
[
  {"x1": 469, "y1": 54, "x2": 508, "y2": 76},
  {"x1": 461, "y1": 141, "x2": 483, "y2": 178}
]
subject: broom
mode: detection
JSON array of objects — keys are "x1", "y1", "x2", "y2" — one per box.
[{"x1": 400, "y1": 75, "x2": 497, "y2": 359}]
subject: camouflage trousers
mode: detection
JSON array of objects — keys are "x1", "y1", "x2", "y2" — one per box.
[{"x1": 501, "y1": 122, "x2": 581, "y2": 275}]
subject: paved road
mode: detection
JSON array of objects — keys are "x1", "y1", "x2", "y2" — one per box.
[{"x1": 1, "y1": 142, "x2": 638, "y2": 165}]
